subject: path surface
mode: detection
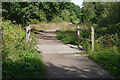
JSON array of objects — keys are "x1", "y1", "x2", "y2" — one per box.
[{"x1": 36, "y1": 27, "x2": 112, "y2": 78}]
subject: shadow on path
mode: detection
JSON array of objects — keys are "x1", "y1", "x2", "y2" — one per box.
[
  {"x1": 36, "y1": 31, "x2": 58, "y2": 41},
  {"x1": 45, "y1": 62, "x2": 114, "y2": 79}
]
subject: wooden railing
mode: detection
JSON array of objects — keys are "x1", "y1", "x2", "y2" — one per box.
[
  {"x1": 77, "y1": 26, "x2": 94, "y2": 51},
  {"x1": 26, "y1": 25, "x2": 31, "y2": 44}
]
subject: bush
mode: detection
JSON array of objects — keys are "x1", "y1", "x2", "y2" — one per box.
[
  {"x1": 2, "y1": 20, "x2": 45, "y2": 78},
  {"x1": 57, "y1": 30, "x2": 78, "y2": 44},
  {"x1": 85, "y1": 33, "x2": 120, "y2": 79},
  {"x1": 52, "y1": 16, "x2": 63, "y2": 23},
  {"x1": 60, "y1": 10, "x2": 71, "y2": 22},
  {"x1": 70, "y1": 11, "x2": 80, "y2": 24},
  {"x1": 30, "y1": 19, "x2": 40, "y2": 24}
]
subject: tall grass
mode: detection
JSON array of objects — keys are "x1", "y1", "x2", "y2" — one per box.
[
  {"x1": 2, "y1": 20, "x2": 45, "y2": 78},
  {"x1": 86, "y1": 33, "x2": 120, "y2": 79},
  {"x1": 56, "y1": 26, "x2": 78, "y2": 44}
]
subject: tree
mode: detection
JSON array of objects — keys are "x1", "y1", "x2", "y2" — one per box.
[
  {"x1": 81, "y1": 2, "x2": 120, "y2": 26},
  {"x1": 2, "y1": 2, "x2": 82, "y2": 26}
]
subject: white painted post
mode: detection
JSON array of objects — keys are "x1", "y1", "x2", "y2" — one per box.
[
  {"x1": 77, "y1": 26, "x2": 80, "y2": 43},
  {"x1": 91, "y1": 26, "x2": 94, "y2": 51},
  {"x1": 26, "y1": 25, "x2": 31, "y2": 43}
]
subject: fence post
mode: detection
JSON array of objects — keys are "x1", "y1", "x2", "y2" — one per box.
[
  {"x1": 26, "y1": 25, "x2": 31, "y2": 43},
  {"x1": 91, "y1": 26, "x2": 94, "y2": 51},
  {"x1": 77, "y1": 26, "x2": 80, "y2": 43}
]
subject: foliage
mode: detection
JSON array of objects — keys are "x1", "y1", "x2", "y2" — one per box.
[
  {"x1": 2, "y1": 20, "x2": 45, "y2": 78},
  {"x1": 86, "y1": 33, "x2": 120, "y2": 79},
  {"x1": 57, "y1": 30, "x2": 78, "y2": 44},
  {"x1": 2, "y1": 2, "x2": 81, "y2": 26},
  {"x1": 81, "y1": 2, "x2": 120, "y2": 26},
  {"x1": 52, "y1": 16, "x2": 63, "y2": 23},
  {"x1": 80, "y1": 4, "x2": 120, "y2": 79},
  {"x1": 60, "y1": 10, "x2": 71, "y2": 22},
  {"x1": 30, "y1": 19, "x2": 40, "y2": 24},
  {"x1": 70, "y1": 11, "x2": 80, "y2": 24}
]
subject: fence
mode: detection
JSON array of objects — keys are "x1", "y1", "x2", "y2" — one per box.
[
  {"x1": 77, "y1": 26, "x2": 94, "y2": 51},
  {"x1": 26, "y1": 25, "x2": 31, "y2": 44}
]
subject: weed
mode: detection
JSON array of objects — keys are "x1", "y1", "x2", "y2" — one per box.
[{"x1": 2, "y1": 20, "x2": 45, "y2": 78}]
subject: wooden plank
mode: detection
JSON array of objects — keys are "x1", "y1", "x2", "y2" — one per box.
[
  {"x1": 26, "y1": 25, "x2": 31, "y2": 43},
  {"x1": 77, "y1": 26, "x2": 80, "y2": 43},
  {"x1": 77, "y1": 36, "x2": 89, "y2": 41},
  {"x1": 79, "y1": 37, "x2": 86, "y2": 41},
  {"x1": 77, "y1": 26, "x2": 80, "y2": 36},
  {"x1": 91, "y1": 26, "x2": 94, "y2": 51},
  {"x1": 77, "y1": 29, "x2": 90, "y2": 32}
]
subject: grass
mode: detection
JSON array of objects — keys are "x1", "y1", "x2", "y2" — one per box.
[
  {"x1": 2, "y1": 20, "x2": 45, "y2": 78},
  {"x1": 56, "y1": 25, "x2": 78, "y2": 45},
  {"x1": 88, "y1": 47, "x2": 120, "y2": 79},
  {"x1": 56, "y1": 24, "x2": 120, "y2": 79},
  {"x1": 30, "y1": 22, "x2": 73, "y2": 31}
]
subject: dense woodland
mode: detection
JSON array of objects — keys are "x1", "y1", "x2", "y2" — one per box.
[{"x1": 2, "y1": 2, "x2": 120, "y2": 79}]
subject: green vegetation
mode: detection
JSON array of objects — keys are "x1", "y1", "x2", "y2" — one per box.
[
  {"x1": 87, "y1": 34, "x2": 120, "y2": 79},
  {"x1": 56, "y1": 26, "x2": 78, "y2": 44},
  {"x1": 57, "y1": 2, "x2": 120, "y2": 79},
  {"x1": 1, "y1": 1, "x2": 120, "y2": 79},
  {"x1": 31, "y1": 22, "x2": 73, "y2": 31},
  {"x1": 2, "y1": 2, "x2": 81, "y2": 26},
  {"x1": 2, "y1": 20, "x2": 45, "y2": 78}
]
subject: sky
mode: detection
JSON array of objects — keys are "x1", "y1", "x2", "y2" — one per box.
[{"x1": 70, "y1": 0, "x2": 84, "y2": 8}]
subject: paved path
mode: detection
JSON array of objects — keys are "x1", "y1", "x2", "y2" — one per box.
[{"x1": 36, "y1": 28, "x2": 112, "y2": 78}]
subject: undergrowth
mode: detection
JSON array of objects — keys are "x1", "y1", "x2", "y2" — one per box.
[
  {"x1": 2, "y1": 20, "x2": 45, "y2": 78},
  {"x1": 57, "y1": 30, "x2": 78, "y2": 44},
  {"x1": 87, "y1": 34, "x2": 120, "y2": 79},
  {"x1": 56, "y1": 26, "x2": 78, "y2": 44}
]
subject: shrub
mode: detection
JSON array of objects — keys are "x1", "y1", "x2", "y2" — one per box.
[
  {"x1": 85, "y1": 33, "x2": 120, "y2": 79},
  {"x1": 52, "y1": 16, "x2": 63, "y2": 23},
  {"x1": 60, "y1": 10, "x2": 71, "y2": 22},
  {"x1": 70, "y1": 11, "x2": 80, "y2": 24},
  {"x1": 56, "y1": 26, "x2": 78, "y2": 45},
  {"x1": 30, "y1": 19, "x2": 40, "y2": 24},
  {"x1": 2, "y1": 20, "x2": 45, "y2": 78}
]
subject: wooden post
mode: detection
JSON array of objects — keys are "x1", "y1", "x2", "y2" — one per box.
[
  {"x1": 77, "y1": 26, "x2": 80, "y2": 43},
  {"x1": 26, "y1": 25, "x2": 31, "y2": 43},
  {"x1": 91, "y1": 26, "x2": 94, "y2": 51}
]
